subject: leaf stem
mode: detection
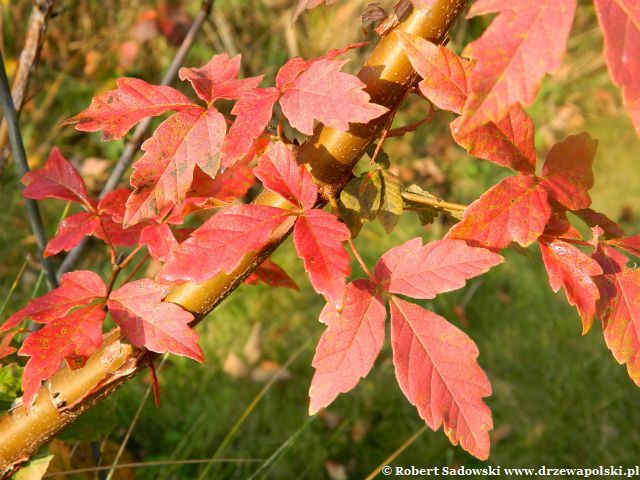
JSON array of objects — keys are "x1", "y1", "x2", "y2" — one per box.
[
  {"x1": 401, "y1": 191, "x2": 467, "y2": 212},
  {"x1": 387, "y1": 103, "x2": 438, "y2": 138},
  {"x1": 328, "y1": 196, "x2": 373, "y2": 278}
]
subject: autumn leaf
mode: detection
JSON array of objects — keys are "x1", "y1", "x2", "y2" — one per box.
[
  {"x1": 593, "y1": 245, "x2": 640, "y2": 384},
  {"x1": 108, "y1": 279, "x2": 203, "y2": 361},
  {"x1": 607, "y1": 235, "x2": 640, "y2": 257},
  {"x1": 309, "y1": 279, "x2": 386, "y2": 413},
  {"x1": 574, "y1": 208, "x2": 625, "y2": 238},
  {"x1": 125, "y1": 106, "x2": 226, "y2": 225},
  {"x1": 65, "y1": 78, "x2": 194, "y2": 140},
  {"x1": 456, "y1": 0, "x2": 577, "y2": 134},
  {"x1": 293, "y1": 210, "x2": 350, "y2": 305},
  {"x1": 390, "y1": 297, "x2": 492, "y2": 460},
  {"x1": 594, "y1": 0, "x2": 640, "y2": 135},
  {"x1": 540, "y1": 133, "x2": 597, "y2": 211},
  {"x1": 139, "y1": 223, "x2": 178, "y2": 262},
  {"x1": 374, "y1": 238, "x2": 503, "y2": 298},
  {"x1": 447, "y1": 175, "x2": 551, "y2": 250},
  {"x1": 159, "y1": 205, "x2": 291, "y2": 284},
  {"x1": 44, "y1": 212, "x2": 101, "y2": 257},
  {"x1": 19, "y1": 303, "x2": 106, "y2": 409},
  {"x1": 244, "y1": 259, "x2": 299, "y2": 291},
  {"x1": 254, "y1": 141, "x2": 317, "y2": 210},
  {"x1": 1, "y1": 271, "x2": 107, "y2": 333},
  {"x1": 22, "y1": 147, "x2": 92, "y2": 207},
  {"x1": 278, "y1": 58, "x2": 387, "y2": 135},
  {"x1": 539, "y1": 237, "x2": 603, "y2": 333}
]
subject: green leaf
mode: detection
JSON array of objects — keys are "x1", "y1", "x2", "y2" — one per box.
[
  {"x1": 58, "y1": 397, "x2": 117, "y2": 442},
  {"x1": 13, "y1": 454, "x2": 54, "y2": 480},
  {"x1": 366, "y1": 144, "x2": 390, "y2": 169},
  {"x1": 358, "y1": 170, "x2": 383, "y2": 221},
  {"x1": 378, "y1": 171, "x2": 403, "y2": 233},
  {"x1": 405, "y1": 184, "x2": 439, "y2": 226},
  {"x1": 338, "y1": 180, "x2": 364, "y2": 238}
]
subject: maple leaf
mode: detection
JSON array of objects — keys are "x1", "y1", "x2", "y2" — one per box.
[
  {"x1": 125, "y1": 106, "x2": 226, "y2": 225},
  {"x1": 593, "y1": 245, "x2": 640, "y2": 384},
  {"x1": 452, "y1": 105, "x2": 536, "y2": 174},
  {"x1": 179, "y1": 53, "x2": 263, "y2": 103},
  {"x1": 244, "y1": 259, "x2": 299, "y2": 291},
  {"x1": 540, "y1": 133, "x2": 597, "y2": 211},
  {"x1": 107, "y1": 279, "x2": 203, "y2": 361},
  {"x1": 45, "y1": 212, "x2": 101, "y2": 257},
  {"x1": 594, "y1": 0, "x2": 640, "y2": 135},
  {"x1": 447, "y1": 175, "x2": 551, "y2": 250},
  {"x1": 574, "y1": 208, "x2": 625, "y2": 238},
  {"x1": 222, "y1": 88, "x2": 279, "y2": 168},
  {"x1": 22, "y1": 147, "x2": 92, "y2": 207},
  {"x1": 254, "y1": 141, "x2": 317, "y2": 210},
  {"x1": 456, "y1": 0, "x2": 577, "y2": 134},
  {"x1": 278, "y1": 58, "x2": 387, "y2": 135},
  {"x1": 390, "y1": 297, "x2": 492, "y2": 460},
  {"x1": 139, "y1": 223, "x2": 178, "y2": 262},
  {"x1": 159, "y1": 205, "x2": 291, "y2": 284},
  {"x1": 65, "y1": 78, "x2": 194, "y2": 140},
  {"x1": 397, "y1": 32, "x2": 472, "y2": 115},
  {"x1": 19, "y1": 303, "x2": 106, "y2": 409},
  {"x1": 374, "y1": 238, "x2": 503, "y2": 299},
  {"x1": 607, "y1": 235, "x2": 640, "y2": 257},
  {"x1": 0, "y1": 331, "x2": 17, "y2": 361},
  {"x1": 0, "y1": 271, "x2": 107, "y2": 333},
  {"x1": 293, "y1": 210, "x2": 351, "y2": 305},
  {"x1": 309, "y1": 279, "x2": 386, "y2": 413},
  {"x1": 539, "y1": 237, "x2": 603, "y2": 334}
]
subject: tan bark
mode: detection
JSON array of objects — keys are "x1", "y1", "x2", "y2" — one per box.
[{"x1": 0, "y1": 1, "x2": 468, "y2": 476}]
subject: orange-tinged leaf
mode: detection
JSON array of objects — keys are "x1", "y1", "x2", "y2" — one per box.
[
  {"x1": 309, "y1": 279, "x2": 386, "y2": 414},
  {"x1": 22, "y1": 147, "x2": 92, "y2": 206},
  {"x1": 254, "y1": 141, "x2": 317, "y2": 210},
  {"x1": 65, "y1": 78, "x2": 194, "y2": 140},
  {"x1": 447, "y1": 175, "x2": 551, "y2": 250},
  {"x1": 594, "y1": 0, "x2": 640, "y2": 135},
  {"x1": 243, "y1": 259, "x2": 299, "y2": 291},
  {"x1": 125, "y1": 106, "x2": 226, "y2": 225},
  {"x1": 390, "y1": 297, "x2": 492, "y2": 460},
  {"x1": 457, "y1": 0, "x2": 577, "y2": 134},
  {"x1": 593, "y1": 245, "x2": 640, "y2": 384},
  {"x1": 159, "y1": 204, "x2": 291, "y2": 284},
  {"x1": 397, "y1": 32, "x2": 471, "y2": 115},
  {"x1": 19, "y1": 303, "x2": 106, "y2": 409},
  {"x1": 1, "y1": 271, "x2": 107, "y2": 333},
  {"x1": 107, "y1": 279, "x2": 203, "y2": 361},
  {"x1": 540, "y1": 133, "x2": 597, "y2": 211},
  {"x1": 374, "y1": 238, "x2": 503, "y2": 299},
  {"x1": 607, "y1": 235, "x2": 640, "y2": 257},
  {"x1": 279, "y1": 58, "x2": 387, "y2": 135},
  {"x1": 293, "y1": 210, "x2": 351, "y2": 305},
  {"x1": 139, "y1": 223, "x2": 178, "y2": 262},
  {"x1": 179, "y1": 53, "x2": 263, "y2": 103},
  {"x1": 452, "y1": 105, "x2": 536, "y2": 174},
  {"x1": 539, "y1": 237, "x2": 603, "y2": 334}
]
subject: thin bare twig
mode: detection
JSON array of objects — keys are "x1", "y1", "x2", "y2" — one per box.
[
  {"x1": 0, "y1": 0, "x2": 57, "y2": 175},
  {"x1": 0, "y1": 48, "x2": 57, "y2": 290},
  {"x1": 57, "y1": 0, "x2": 215, "y2": 278}
]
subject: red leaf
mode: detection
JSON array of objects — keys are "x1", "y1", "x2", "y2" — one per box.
[
  {"x1": 279, "y1": 58, "x2": 387, "y2": 135},
  {"x1": 593, "y1": 245, "x2": 640, "y2": 384},
  {"x1": 452, "y1": 105, "x2": 536, "y2": 174},
  {"x1": 179, "y1": 53, "x2": 262, "y2": 103},
  {"x1": 543, "y1": 212, "x2": 583, "y2": 240},
  {"x1": 309, "y1": 279, "x2": 386, "y2": 413},
  {"x1": 397, "y1": 32, "x2": 471, "y2": 115},
  {"x1": 293, "y1": 210, "x2": 350, "y2": 304},
  {"x1": 19, "y1": 303, "x2": 105, "y2": 409},
  {"x1": 447, "y1": 175, "x2": 551, "y2": 249},
  {"x1": 539, "y1": 237, "x2": 603, "y2": 333},
  {"x1": 374, "y1": 238, "x2": 503, "y2": 299},
  {"x1": 139, "y1": 224, "x2": 178, "y2": 262},
  {"x1": 125, "y1": 106, "x2": 226, "y2": 225},
  {"x1": 254, "y1": 141, "x2": 317, "y2": 210},
  {"x1": 107, "y1": 279, "x2": 203, "y2": 361},
  {"x1": 594, "y1": 0, "x2": 640, "y2": 135},
  {"x1": 45, "y1": 212, "x2": 101, "y2": 257},
  {"x1": 390, "y1": 297, "x2": 492, "y2": 460},
  {"x1": 244, "y1": 259, "x2": 299, "y2": 291},
  {"x1": 607, "y1": 235, "x2": 640, "y2": 257},
  {"x1": 456, "y1": 0, "x2": 577, "y2": 134},
  {"x1": 1, "y1": 271, "x2": 106, "y2": 333},
  {"x1": 0, "y1": 331, "x2": 17, "y2": 360},
  {"x1": 159, "y1": 204, "x2": 291, "y2": 284},
  {"x1": 540, "y1": 133, "x2": 597, "y2": 210},
  {"x1": 574, "y1": 208, "x2": 625, "y2": 238},
  {"x1": 65, "y1": 78, "x2": 194, "y2": 140},
  {"x1": 22, "y1": 147, "x2": 92, "y2": 206},
  {"x1": 222, "y1": 88, "x2": 279, "y2": 167}
]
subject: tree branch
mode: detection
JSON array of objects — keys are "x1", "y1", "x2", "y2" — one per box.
[{"x1": 0, "y1": 1, "x2": 468, "y2": 475}]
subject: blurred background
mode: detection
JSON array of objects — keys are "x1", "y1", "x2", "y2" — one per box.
[{"x1": 1, "y1": 0, "x2": 640, "y2": 478}]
